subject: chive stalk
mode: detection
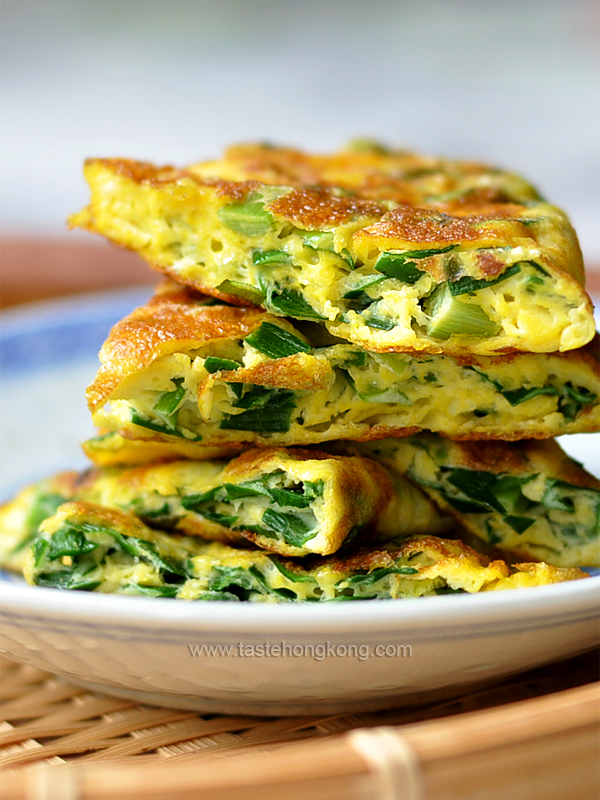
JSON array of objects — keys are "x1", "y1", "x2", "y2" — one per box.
[
  {"x1": 217, "y1": 199, "x2": 273, "y2": 236},
  {"x1": 424, "y1": 285, "x2": 499, "y2": 339},
  {"x1": 245, "y1": 322, "x2": 311, "y2": 359}
]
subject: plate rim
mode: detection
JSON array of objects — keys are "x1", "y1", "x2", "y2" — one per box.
[{"x1": 1, "y1": 576, "x2": 599, "y2": 637}]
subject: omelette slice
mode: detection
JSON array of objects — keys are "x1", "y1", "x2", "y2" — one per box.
[
  {"x1": 23, "y1": 501, "x2": 585, "y2": 600},
  {"x1": 352, "y1": 435, "x2": 600, "y2": 568},
  {"x1": 82, "y1": 431, "x2": 237, "y2": 466},
  {"x1": 69, "y1": 143, "x2": 595, "y2": 355},
  {"x1": 0, "y1": 448, "x2": 446, "y2": 558},
  {"x1": 86, "y1": 287, "x2": 599, "y2": 451},
  {"x1": 0, "y1": 471, "x2": 77, "y2": 572}
]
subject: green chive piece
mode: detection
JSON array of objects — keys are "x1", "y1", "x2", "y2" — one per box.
[
  {"x1": 24, "y1": 493, "x2": 66, "y2": 538},
  {"x1": 127, "y1": 499, "x2": 177, "y2": 526},
  {"x1": 219, "y1": 406, "x2": 295, "y2": 433},
  {"x1": 365, "y1": 315, "x2": 395, "y2": 330},
  {"x1": 341, "y1": 351, "x2": 368, "y2": 368},
  {"x1": 220, "y1": 388, "x2": 296, "y2": 432},
  {"x1": 223, "y1": 482, "x2": 268, "y2": 500},
  {"x1": 154, "y1": 379, "x2": 185, "y2": 419},
  {"x1": 180, "y1": 487, "x2": 221, "y2": 512},
  {"x1": 501, "y1": 386, "x2": 560, "y2": 406},
  {"x1": 303, "y1": 231, "x2": 335, "y2": 250},
  {"x1": 208, "y1": 566, "x2": 261, "y2": 596},
  {"x1": 217, "y1": 199, "x2": 273, "y2": 236},
  {"x1": 448, "y1": 263, "x2": 522, "y2": 296},
  {"x1": 375, "y1": 353, "x2": 409, "y2": 376},
  {"x1": 216, "y1": 280, "x2": 264, "y2": 306},
  {"x1": 445, "y1": 469, "x2": 506, "y2": 514},
  {"x1": 34, "y1": 573, "x2": 101, "y2": 591},
  {"x1": 245, "y1": 321, "x2": 311, "y2": 359},
  {"x1": 265, "y1": 289, "x2": 326, "y2": 320},
  {"x1": 260, "y1": 508, "x2": 316, "y2": 547},
  {"x1": 468, "y1": 368, "x2": 597, "y2": 418},
  {"x1": 375, "y1": 258, "x2": 423, "y2": 284},
  {"x1": 542, "y1": 480, "x2": 577, "y2": 512},
  {"x1": 339, "y1": 248, "x2": 355, "y2": 268},
  {"x1": 231, "y1": 386, "x2": 289, "y2": 410},
  {"x1": 130, "y1": 408, "x2": 202, "y2": 441},
  {"x1": 130, "y1": 584, "x2": 179, "y2": 597},
  {"x1": 46, "y1": 525, "x2": 100, "y2": 560},
  {"x1": 425, "y1": 285, "x2": 499, "y2": 339},
  {"x1": 32, "y1": 538, "x2": 49, "y2": 567},
  {"x1": 375, "y1": 246, "x2": 455, "y2": 284},
  {"x1": 269, "y1": 558, "x2": 315, "y2": 583},
  {"x1": 252, "y1": 249, "x2": 292, "y2": 265},
  {"x1": 194, "y1": 590, "x2": 241, "y2": 601},
  {"x1": 343, "y1": 291, "x2": 375, "y2": 312},
  {"x1": 560, "y1": 391, "x2": 597, "y2": 422},
  {"x1": 345, "y1": 566, "x2": 419, "y2": 588},
  {"x1": 227, "y1": 382, "x2": 244, "y2": 399},
  {"x1": 343, "y1": 274, "x2": 386, "y2": 299},
  {"x1": 503, "y1": 515, "x2": 536, "y2": 534},
  {"x1": 204, "y1": 357, "x2": 241, "y2": 374}
]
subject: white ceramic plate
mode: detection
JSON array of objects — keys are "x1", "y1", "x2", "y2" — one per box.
[{"x1": 1, "y1": 289, "x2": 598, "y2": 715}]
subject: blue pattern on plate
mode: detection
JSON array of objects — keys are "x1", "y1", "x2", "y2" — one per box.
[
  {"x1": 1, "y1": 288, "x2": 151, "y2": 377},
  {"x1": 0, "y1": 570, "x2": 25, "y2": 584}
]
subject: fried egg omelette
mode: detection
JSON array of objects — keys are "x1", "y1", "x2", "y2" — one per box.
[
  {"x1": 4, "y1": 433, "x2": 595, "y2": 568},
  {"x1": 0, "y1": 471, "x2": 76, "y2": 572},
  {"x1": 69, "y1": 142, "x2": 595, "y2": 355},
  {"x1": 82, "y1": 431, "x2": 237, "y2": 466},
  {"x1": 350, "y1": 435, "x2": 600, "y2": 567},
  {"x1": 23, "y1": 501, "x2": 585, "y2": 600},
  {"x1": 0, "y1": 448, "x2": 446, "y2": 559},
  {"x1": 86, "y1": 287, "x2": 599, "y2": 451}
]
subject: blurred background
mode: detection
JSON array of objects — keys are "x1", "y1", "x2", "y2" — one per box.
[{"x1": 1, "y1": 0, "x2": 599, "y2": 304}]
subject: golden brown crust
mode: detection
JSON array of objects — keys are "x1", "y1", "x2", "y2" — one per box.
[
  {"x1": 84, "y1": 158, "x2": 188, "y2": 186},
  {"x1": 155, "y1": 265, "x2": 263, "y2": 308},
  {"x1": 436, "y1": 188, "x2": 528, "y2": 211},
  {"x1": 53, "y1": 501, "x2": 151, "y2": 538},
  {"x1": 81, "y1": 430, "x2": 238, "y2": 467},
  {"x1": 303, "y1": 534, "x2": 485, "y2": 573},
  {"x1": 518, "y1": 439, "x2": 600, "y2": 491},
  {"x1": 222, "y1": 447, "x2": 336, "y2": 477},
  {"x1": 213, "y1": 144, "x2": 529, "y2": 206},
  {"x1": 84, "y1": 158, "x2": 262, "y2": 202},
  {"x1": 447, "y1": 333, "x2": 600, "y2": 372},
  {"x1": 86, "y1": 294, "x2": 265, "y2": 411},
  {"x1": 407, "y1": 436, "x2": 600, "y2": 491},
  {"x1": 219, "y1": 354, "x2": 332, "y2": 392},
  {"x1": 70, "y1": 148, "x2": 594, "y2": 356},
  {"x1": 50, "y1": 470, "x2": 82, "y2": 497},
  {"x1": 441, "y1": 439, "x2": 531, "y2": 474},
  {"x1": 356, "y1": 205, "x2": 521, "y2": 247},
  {"x1": 267, "y1": 188, "x2": 383, "y2": 229},
  {"x1": 222, "y1": 143, "x2": 323, "y2": 183}
]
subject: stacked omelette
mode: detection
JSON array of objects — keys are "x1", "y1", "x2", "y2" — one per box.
[{"x1": 1, "y1": 142, "x2": 599, "y2": 601}]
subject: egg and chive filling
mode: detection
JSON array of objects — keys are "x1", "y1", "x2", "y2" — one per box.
[
  {"x1": 23, "y1": 502, "x2": 585, "y2": 600},
  {"x1": 0, "y1": 449, "x2": 447, "y2": 559},
  {"x1": 69, "y1": 145, "x2": 594, "y2": 356},
  {"x1": 0, "y1": 471, "x2": 78, "y2": 572},
  {"x1": 353, "y1": 435, "x2": 600, "y2": 568},
  {"x1": 87, "y1": 290, "x2": 599, "y2": 452}
]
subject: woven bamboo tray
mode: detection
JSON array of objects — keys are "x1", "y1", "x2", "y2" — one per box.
[{"x1": 0, "y1": 650, "x2": 598, "y2": 799}]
